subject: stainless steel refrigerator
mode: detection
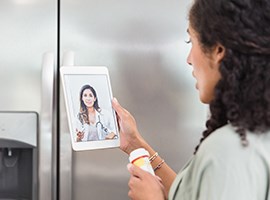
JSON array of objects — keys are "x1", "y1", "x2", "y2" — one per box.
[{"x1": 0, "y1": 0, "x2": 207, "y2": 199}]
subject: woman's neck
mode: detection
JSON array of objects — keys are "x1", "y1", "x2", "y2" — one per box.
[
  {"x1": 87, "y1": 107, "x2": 95, "y2": 113},
  {"x1": 87, "y1": 107, "x2": 96, "y2": 125}
]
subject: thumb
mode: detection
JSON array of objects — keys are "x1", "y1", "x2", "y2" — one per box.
[
  {"x1": 127, "y1": 163, "x2": 147, "y2": 178},
  {"x1": 112, "y1": 98, "x2": 125, "y2": 117}
]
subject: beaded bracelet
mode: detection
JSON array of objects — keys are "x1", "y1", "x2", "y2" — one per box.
[
  {"x1": 149, "y1": 152, "x2": 158, "y2": 163},
  {"x1": 153, "y1": 159, "x2": 165, "y2": 171}
]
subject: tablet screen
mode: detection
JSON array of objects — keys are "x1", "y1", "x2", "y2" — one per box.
[{"x1": 60, "y1": 66, "x2": 119, "y2": 151}]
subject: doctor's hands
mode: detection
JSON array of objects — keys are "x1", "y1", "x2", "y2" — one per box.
[
  {"x1": 76, "y1": 129, "x2": 84, "y2": 142},
  {"x1": 105, "y1": 132, "x2": 117, "y2": 140},
  {"x1": 112, "y1": 98, "x2": 146, "y2": 154},
  {"x1": 127, "y1": 164, "x2": 166, "y2": 200}
]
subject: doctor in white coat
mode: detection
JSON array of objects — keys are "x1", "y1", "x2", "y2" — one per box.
[{"x1": 75, "y1": 84, "x2": 117, "y2": 142}]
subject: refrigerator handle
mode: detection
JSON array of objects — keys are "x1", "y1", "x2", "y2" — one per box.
[
  {"x1": 39, "y1": 52, "x2": 57, "y2": 200},
  {"x1": 62, "y1": 50, "x2": 75, "y2": 66},
  {"x1": 59, "y1": 50, "x2": 74, "y2": 200}
]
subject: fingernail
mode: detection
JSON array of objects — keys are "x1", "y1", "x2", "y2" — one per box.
[
  {"x1": 127, "y1": 163, "x2": 133, "y2": 171},
  {"x1": 113, "y1": 97, "x2": 118, "y2": 103}
]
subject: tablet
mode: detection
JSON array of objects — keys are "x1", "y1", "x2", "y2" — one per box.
[{"x1": 60, "y1": 66, "x2": 120, "y2": 151}]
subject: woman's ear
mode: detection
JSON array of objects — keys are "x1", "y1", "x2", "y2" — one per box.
[{"x1": 213, "y1": 44, "x2": 225, "y2": 65}]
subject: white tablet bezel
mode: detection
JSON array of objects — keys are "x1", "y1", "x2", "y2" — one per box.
[{"x1": 60, "y1": 66, "x2": 120, "y2": 151}]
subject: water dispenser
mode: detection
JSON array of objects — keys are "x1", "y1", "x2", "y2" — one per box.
[{"x1": 0, "y1": 112, "x2": 38, "y2": 200}]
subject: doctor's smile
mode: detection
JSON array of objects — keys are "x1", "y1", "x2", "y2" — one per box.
[{"x1": 82, "y1": 89, "x2": 96, "y2": 107}]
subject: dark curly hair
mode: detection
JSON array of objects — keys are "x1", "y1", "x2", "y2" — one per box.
[{"x1": 189, "y1": 0, "x2": 270, "y2": 153}]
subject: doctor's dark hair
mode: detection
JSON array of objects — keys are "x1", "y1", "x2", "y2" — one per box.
[
  {"x1": 78, "y1": 84, "x2": 101, "y2": 124},
  {"x1": 189, "y1": 0, "x2": 270, "y2": 153}
]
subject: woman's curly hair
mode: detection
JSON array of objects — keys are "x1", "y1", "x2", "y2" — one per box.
[{"x1": 189, "y1": 0, "x2": 270, "y2": 153}]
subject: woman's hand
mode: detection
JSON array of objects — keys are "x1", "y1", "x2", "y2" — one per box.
[
  {"x1": 127, "y1": 164, "x2": 166, "y2": 200},
  {"x1": 112, "y1": 98, "x2": 145, "y2": 154},
  {"x1": 113, "y1": 98, "x2": 176, "y2": 198}
]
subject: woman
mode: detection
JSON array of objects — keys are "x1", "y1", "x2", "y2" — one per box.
[
  {"x1": 112, "y1": 0, "x2": 270, "y2": 199},
  {"x1": 76, "y1": 84, "x2": 117, "y2": 142}
]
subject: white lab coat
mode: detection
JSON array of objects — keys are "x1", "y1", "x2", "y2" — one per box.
[{"x1": 74, "y1": 109, "x2": 116, "y2": 142}]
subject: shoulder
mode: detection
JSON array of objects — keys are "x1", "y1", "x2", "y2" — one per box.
[
  {"x1": 197, "y1": 124, "x2": 270, "y2": 161},
  {"x1": 199, "y1": 124, "x2": 238, "y2": 148},
  {"x1": 99, "y1": 108, "x2": 110, "y2": 115},
  {"x1": 196, "y1": 124, "x2": 246, "y2": 159},
  {"x1": 98, "y1": 109, "x2": 113, "y2": 120}
]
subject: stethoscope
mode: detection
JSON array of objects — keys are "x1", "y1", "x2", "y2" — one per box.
[
  {"x1": 95, "y1": 115, "x2": 108, "y2": 133},
  {"x1": 95, "y1": 115, "x2": 118, "y2": 139}
]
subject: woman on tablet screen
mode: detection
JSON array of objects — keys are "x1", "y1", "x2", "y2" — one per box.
[{"x1": 75, "y1": 84, "x2": 117, "y2": 142}]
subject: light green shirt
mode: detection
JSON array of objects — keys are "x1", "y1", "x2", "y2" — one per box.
[{"x1": 169, "y1": 124, "x2": 270, "y2": 200}]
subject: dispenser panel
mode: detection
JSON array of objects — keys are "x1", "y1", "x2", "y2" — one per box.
[{"x1": 0, "y1": 112, "x2": 38, "y2": 147}]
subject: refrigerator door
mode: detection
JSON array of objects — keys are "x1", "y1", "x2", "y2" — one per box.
[
  {"x1": 0, "y1": 0, "x2": 57, "y2": 112},
  {"x1": 0, "y1": 1, "x2": 57, "y2": 199},
  {"x1": 60, "y1": 1, "x2": 207, "y2": 200}
]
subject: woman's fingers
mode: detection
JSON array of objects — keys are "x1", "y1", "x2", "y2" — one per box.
[
  {"x1": 112, "y1": 98, "x2": 124, "y2": 116},
  {"x1": 127, "y1": 164, "x2": 166, "y2": 200},
  {"x1": 127, "y1": 163, "x2": 148, "y2": 178}
]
